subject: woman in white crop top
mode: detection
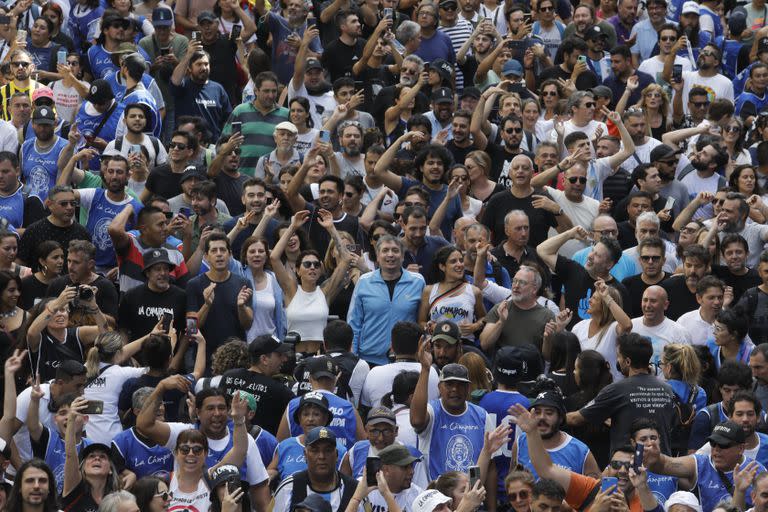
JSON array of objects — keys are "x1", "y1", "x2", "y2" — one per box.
[
  {"x1": 271, "y1": 210, "x2": 352, "y2": 354},
  {"x1": 417, "y1": 245, "x2": 485, "y2": 336}
]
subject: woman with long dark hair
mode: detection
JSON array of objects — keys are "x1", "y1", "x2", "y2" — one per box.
[
  {"x1": 418, "y1": 245, "x2": 485, "y2": 337},
  {"x1": 545, "y1": 331, "x2": 582, "y2": 397},
  {"x1": 270, "y1": 210, "x2": 351, "y2": 355},
  {"x1": 566, "y1": 349, "x2": 613, "y2": 467},
  {"x1": 728, "y1": 165, "x2": 766, "y2": 223},
  {"x1": 289, "y1": 97, "x2": 318, "y2": 153},
  {"x1": 0, "y1": 230, "x2": 30, "y2": 277},
  {"x1": 0, "y1": 271, "x2": 25, "y2": 364},
  {"x1": 20, "y1": 241, "x2": 63, "y2": 310},
  {"x1": 132, "y1": 476, "x2": 172, "y2": 512},
  {"x1": 41, "y1": 3, "x2": 74, "y2": 51}
]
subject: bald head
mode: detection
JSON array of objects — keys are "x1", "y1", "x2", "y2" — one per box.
[
  {"x1": 508, "y1": 155, "x2": 534, "y2": 189},
  {"x1": 641, "y1": 285, "x2": 669, "y2": 324},
  {"x1": 592, "y1": 215, "x2": 618, "y2": 239},
  {"x1": 453, "y1": 216, "x2": 476, "y2": 251}
]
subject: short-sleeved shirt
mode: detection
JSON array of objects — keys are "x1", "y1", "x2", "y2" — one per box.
[
  {"x1": 484, "y1": 300, "x2": 554, "y2": 349},
  {"x1": 579, "y1": 373, "x2": 678, "y2": 455},
  {"x1": 218, "y1": 368, "x2": 295, "y2": 435},
  {"x1": 565, "y1": 472, "x2": 643, "y2": 512},
  {"x1": 481, "y1": 190, "x2": 557, "y2": 247}
]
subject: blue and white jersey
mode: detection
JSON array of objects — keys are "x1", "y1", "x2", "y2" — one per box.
[
  {"x1": 111, "y1": 427, "x2": 173, "y2": 480},
  {"x1": 417, "y1": 398, "x2": 490, "y2": 481},
  {"x1": 516, "y1": 432, "x2": 590, "y2": 480},
  {"x1": 478, "y1": 390, "x2": 529, "y2": 497},
  {"x1": 121, "y1": 88, "x2": 162, "y2": 138},
  {"x1": 694, "y1": 454, "x2": 765, "y2": 511},
  {"x1": 253, "y1": 427, "x2": 278, "y2": 471},
  {"x1": 276, "y1": 436, "x2": 347, "y2": 481},
  {"x1": 286, "y1": 389, "x2": 358, "y2": 448},
  {"x1": 0, "y1": 184, "x2": 25, "y2": 228},
  {"x1": 88, "y1": 44, "x2": 151, "y2": 79},
  {"x1": 74, "y1": 100, "x2": 125, "y2": 170},
  {"x1": 43, "y1": 427, "x2": 91, "y2": 495},
  {"x1": 20, "y1": 136, "x2": 67, "y2": 201},
  {"x1": 79, "y1": 188, "x2": 142, "y2": 268},
  {"x1": 646, "y1": 472, "x2": 678, "y2": 504}
]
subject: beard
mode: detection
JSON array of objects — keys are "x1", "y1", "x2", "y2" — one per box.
[
  {"x1": 691, "y1": 157, "x2": 710, "y2": 171},
  {"x1": 306, "y1": 80, "x2": 332, "y2": 95}
]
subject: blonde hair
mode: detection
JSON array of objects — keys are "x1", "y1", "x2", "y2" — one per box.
[
  {"x1": 324, "y1": 231, "x2": 360, "y2": 282},
  {"x1": 85, "y1": 331, "x2": 125, "y2": 379},
  {"x1": 662, "y1": 343, "x2": 701, "y2": 387},
  {"x1": 633, "y1": 84, "x2": 670, "y2": 135},
  {"x1": 458, "y1": 352, "x2": 492, "y2": 393}
]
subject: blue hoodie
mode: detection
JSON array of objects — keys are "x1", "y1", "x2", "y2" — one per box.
[{"x1": 347, "y1": 269, "x2": 425, "y2": 365}]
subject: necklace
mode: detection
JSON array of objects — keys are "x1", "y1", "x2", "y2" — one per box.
[{"x1": 0, "y1": 308, "x2": 17, "y2": 319}]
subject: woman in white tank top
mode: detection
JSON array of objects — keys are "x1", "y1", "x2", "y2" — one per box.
[
  {"x1": 417, "y1": 245, "x2": 486, "y2": 336},
  {"x1": 271, "y1": 210, "x2": 352, "y2": 354}
]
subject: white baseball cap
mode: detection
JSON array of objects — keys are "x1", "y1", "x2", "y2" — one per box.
[
  {"x1": 664, "y1": 491, "x2": 702, "y2": 512},
  {"x1": 412, "y1": 490, "x2": 452, "y2": 512},
  {"x1": 681, "y1": 1, "x2": 700, "y2": 15}
]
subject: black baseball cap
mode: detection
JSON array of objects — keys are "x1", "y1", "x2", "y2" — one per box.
[
  {"x1": 248, "y1": 334, "x2": 292, "y2": 358},
  {"x1": 142, "y1": 248, "x2": 176, "y2": 273},
  {"x1": 650, "y1": 143, "x2": 683, "y2": 162},
  {"x1": 432, "y1": 320, "x2": 460, "y2": 344},
  {"x1": 305, "y1": 426, "x2": 337, "y2": 446},
  {"x1": 494, "y1": 346, "x2": 526, "y2": 384},
  {"x1": 707, "y1": 420, "x2": 746, "y2": 447},
  {"x1": 306, "y1": 355, "x2": 339, "y2": 379},
  {"x1": 439, "y1": 363, "x2": 471, "y2": 383},
  {"x1": 293, "y1": 391, "x2": 334, "y2": 425},
  {"x1": 86, "y1": 79, "x2": 114, "y2": 105}
]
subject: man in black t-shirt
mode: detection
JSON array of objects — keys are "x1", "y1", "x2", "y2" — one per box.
[
  {"x1": 566, "y1": 332, "x2": 679, "y2": 455},
  {"x1": 117, "y1": 248, "x2": 186, "y2": 340},
  {"x1": 712, "y1": 234, "x2": 761, "y2": 304},
  {"x1": 621, "y1": 237, "x2": 668, "y2": 318},
  {"x1": 219, "y1": 334, "x2": 295, "y2": 435},
  {"x1": 661, "y1": 244, "x2": 711, "y2": 321},
  {"x1": 321, "y1": 10, "x2": 365, "y2": 82},
  {"x1": 538, "y1": 225, "x2": 629, "y2": 328}
]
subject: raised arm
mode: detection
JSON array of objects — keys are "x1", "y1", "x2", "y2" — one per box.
[
  {"x1": 604, "y1": 109, "x2": 636, "y2": 170},
  {"x1": 57, "y1": 146, "x2": 96, "y2": 187},
  {"x1": 661, "y1": 36, "x2": 687, "y2": 83},
  {"x1": 212, "y1": 391, "x2": 249, "y2": 470},
  {"x1": 353, "y1": 17, "x2": 390, "y2": 76},
  {"x1": 410, "y1": 336, "x2": 432, "y2": 432},
  {"x1": 508, "y1": 404, "x2": 573, "y2": 491},
  {"x1": 530, "y1": 147, "x2": 584, "y2": 189},
  {"x1": 371, "y1": 132, "x2": 425, "y2": 191},
  {"x1": 672, "y1": 192, "x2": 712, "y2": 231},
  {"x1": 0, "y1": 349, "x2": 26, "y2": 441},
  {"x1": 171, "y1": 38, "x2": 203, "y2": 86},
  {"x1": 385, "y1": 72, "x2": 427, "y2": 134},
  {"x1": 208, "y1": 134, "x2": 244, "y2": 178},
  {"x1": 292, "y1": 26, "x2": 320, "y2": 91},
  {"x1": 470, "y1": 87, "x2": 504, "y2": 151},
  {"x1": 428, "y1": 177, "x2": 461, "y2": 235},
  {"x1": 27, "y1": 287, "x2": 77, "y2": 353},
  {"x1": 286, "y1": 145, "x2": 324, "y2": 212},
  {"x1": 360, "y1": 187, "x2": 394, "y2": 228},
  {"x1": 26, "y1": 376, "x2": 45, "y2": 443},
  {"x1": 135, "y1": 375, "x2": 191, "y2": 446},
  {"x1": 63, "y1": 396, "x2": 88, "y2": 496},
  {"x1": 108, "y1": 203, "x2": 135, "y2": 254},
  {"x1": 661, "y1": 124, "x2": 708, "y2": 151},
  {"x1": 269, "y1": 211, "x2": 308, "y2": 301},
  {"x1": 536, "y1": 226, "x2": 589, "y2": 271},
  {"x1": 317, "y1": 209, "x2": 352, "y2": 305},
  {"x1": 56, "y1": 124, "x2": 83, "y2": 174},
  {"x1": 614, "y1": 76, "x2": 639, "y2": 117}
]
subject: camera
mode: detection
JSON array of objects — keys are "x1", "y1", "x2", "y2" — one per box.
[{"x1": 78, "y1": 285, "x2": 93, "y2": 301}]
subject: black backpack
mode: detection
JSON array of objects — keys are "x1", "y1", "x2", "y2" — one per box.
[{"x1": 670, "y1": 385, "x2": 700, "y2": 456}]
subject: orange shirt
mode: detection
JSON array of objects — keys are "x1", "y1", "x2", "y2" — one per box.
[{"x1": 565, "y1": 472, "x2": 643, "y2": 512}]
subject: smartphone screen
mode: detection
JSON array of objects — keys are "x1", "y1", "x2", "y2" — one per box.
[
  {"x1": 161, "y1": 312, "x2": 173, "y2": 332},
  {"x1": 319, "y1": 130, "x2": 331, "y2": 143},
  {"x1": 633, "y1": 443, "x2": 644, "y2": 471},
  {"x1": 601, "y1": 477, "x2": 618, "y2": 494},
  {"x1": 672, "y1": 64, "x2": 683, "y2": 82},
  {"x1": 366, "y1": 457, "x2": 381, "y2": 486},
  {"x1": 186, "y1": 314, "x2": 198, "y2": 335},
  {"x1": 230, "y1": 24, "x2": 242, "y2": 40},
  {"x1": 468, "y1": 466, "x2": 481, "y2": 489},
  {"x1": 232, "y1": 121, "x2": 242, "y2": 134}
]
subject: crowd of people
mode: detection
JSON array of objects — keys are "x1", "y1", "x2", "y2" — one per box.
[{"x1": 1, "y1": 0, "x2": 768, "y2": 509}]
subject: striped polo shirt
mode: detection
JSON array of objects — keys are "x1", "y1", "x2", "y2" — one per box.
[{"x1": 222, "y1": 102, "x2": 290, "y2": 177}]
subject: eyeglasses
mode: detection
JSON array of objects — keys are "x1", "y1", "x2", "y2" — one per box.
[
  {"x1": 542, "y1": 91, "x2": 559, "y2": 96},
  {"x1": 505, "y1": 127, "x2": 523, "y2": 134},
  {"x1": 593, "y1": 229, "x2": 618, "y2": 237},
  {"x1": 538, "y1": 5, "x2": 554, "y2": 11},
  {"x1": 512, "y1": 278, "x2": 531, "y2": 287},
  {"x1": 56, "y1": 200, "x2": 78, "y2": 207},
  {"x1": 154, "y1": 492, "x2": 172, "y2": 500},
  {"x1": 691, "y1": 101, "x2": 710, "y2": 108},
  {"x1": 724, "y1": 125, "x2": 741, "y2": 133},
  {"x1": 659, "y1": 36, "x2": 677, "y2": 42},
  {"x1": 609, "y1": 460, "x2": 631, "y2": 470},
  {"x1": 178, "y1": 445, "x2": 205, "y2": 455},
  {"x1": 368, "y1": 428, "x2": 395, "y2": 437},
  {"x1": 301, "y1": 260, "x2": 321, "y2": 269},
  {"x1": 713, "y1": 198, "x2": 726, "y2": 206},
  {"x1": 169, "y1": 142, "x2": 188, "y2": 150},
  {"x1": 582, "y1": 102, "x2": 596, "y2": 108},
  {"x1": 640, "y1": 255, "x2": 662, "y2": 262},
  {"x1": 508, "y1": 490, "x2": 529, "y2": 501},
  {"x1": 567, "y1": 176, "x2": 587, "y2": 184},
  {"x1": 163, "y1": 211, "x2": 173, "y2": 220},
  {"x1": 11, "y1": 61, "x2": 30, "y2": 68},
  {"x1": 700, "y1": 51, "x2": 717, "y2": 58}
]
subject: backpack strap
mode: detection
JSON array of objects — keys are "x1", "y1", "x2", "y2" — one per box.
[
  {"x1": 288, "y1": 472, "x2": 310, "y2": 511},
  {"x1": 85, "y1": 364, "x2": 113, "y2": 388}
]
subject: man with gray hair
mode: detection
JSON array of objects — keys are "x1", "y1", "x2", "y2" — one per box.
[
  {"x1": 571, "y1": 214, "x2": 636, "y2": 282},
  {"x1": 98, "y1": 491, "x2": 139, "y2": 512},
  {"x1": 624, "y1": 211, "x2": 679, "y2": 275},
  {"x1": 489, "y1": 210, "x2": 551, "y2": 289},
  {"x1": 112, "y1": 386, "x2": 174, "y2": 483},
  {"x1": 479, "y1": 264, "x2": 554, "y2": 350}
]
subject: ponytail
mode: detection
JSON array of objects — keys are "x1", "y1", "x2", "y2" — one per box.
[
  {"x1": 85, "y1": 331, "x2": 125, "y2": 379},
  {"x1": 664, "y1": 343, "x2": 701, "y2": 388}
]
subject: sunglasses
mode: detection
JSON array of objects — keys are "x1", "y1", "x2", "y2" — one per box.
[
  {"x1": 154, "y1": 492, "x2": 172, "y2": 500},
  {"x1": 538, "y1": 5, "x2": 554, "y2": 11},
  {"x1": 542, "y1": 91, "x2": 558, "y2": 96},
  {"x1": 11, "y1": 61, "x2": 30, "y2": 68},
  {"x1": 582, "y1": 102, "x2": 596, "y2": 108},
  {"x1": 508, "y1": 490, "x2": 530, "y2": 501},
  {"x1": 710, "y1": 441, "x2": 735, "y2": 450},
  {"x1": 567, "y1": 176, "x2": 587, "y2": 184},
  {"x1": 691, "y1": 101, "x2": 710, "y2": 108},
  {"x1": 178, "y1": 445, "x2": 205, "y2": 455},
  {"x1": 344, "y1": 191, "x2": 356, "y2": 197},
  {"x1": 724, "y1": 125, "x2": 741, "y2": 133},
  {"x1": 505, "y1": 127, "x2": 523, "y2": 134},
  {"x1": 56, "y1": 200, "x2": 79, "y2": 207},
  {"x1": 659, "y1": 36, "x2": 677, "y2": 42},
  {"x1": 403, "y1": 201, "x2": 425, "y2": 208},
  {"x1": 169, "y1": 142, "x2": 188, "y2": 150},
  {"x1": 640, "y1": 255, "x2": 662, "y2": 262},
  {"x1": 230, "y1": 148, "x2": 241, "y2": 156},
  {"x1": 163, "y1": 211, "x2": 173, "y2": 220},
  {"x1": 609, "y1": 460, "x2": 631, "y2": 470},
  {"x1": 301, "y1": 260, "x2": 321, "y2": 269}
]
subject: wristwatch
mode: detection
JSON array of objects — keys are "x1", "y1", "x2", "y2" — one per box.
[{"x1": 554, "y1": 208, "x2": 564, "y2": 216}]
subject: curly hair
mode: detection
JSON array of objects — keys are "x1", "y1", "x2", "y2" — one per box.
[{"x1": 211, "y1": 338, "x2": 249, "y2": 375}]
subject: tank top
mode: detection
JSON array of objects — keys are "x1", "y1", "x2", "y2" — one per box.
[
  {"x1": 20, "y1": 136, "x2": 68, "y2": 201},
  {"x1": 168, "y1": 473, "x2": 210, "y2": 512},
  {"x1": 0, "y1": 184, "x2": 24, "y2": 228},
  {"x1": 286, "y1": 286, "x2": 328, "y2": 341},
  {"x1": 428, "y1": 283, "x2": 476, "y2": 325},
  {"x1": 248, "y1": 275, "x2": 276, "y2": 339}
]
